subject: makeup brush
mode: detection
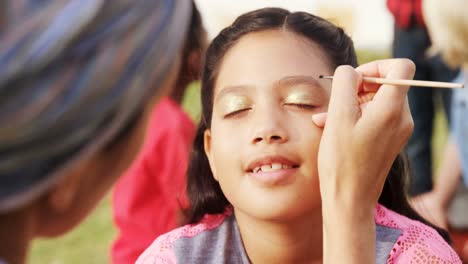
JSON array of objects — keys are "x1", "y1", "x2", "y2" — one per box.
[{"x1": 319, "y1": 75, "x2": 464, "y2": 89}]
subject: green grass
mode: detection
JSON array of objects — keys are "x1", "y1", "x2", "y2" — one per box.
[
  {"x1": 181, "y1": 81, "x2": 202, "y2": 122},
  {"x1": 28, "y1": 50, "x2": 449, "y2": 263}
]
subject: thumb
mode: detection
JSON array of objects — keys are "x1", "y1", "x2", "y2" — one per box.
[{"x1": 328, "y1": 65, "x2": 362, "y2": 125}]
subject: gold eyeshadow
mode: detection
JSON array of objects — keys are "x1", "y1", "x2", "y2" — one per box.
[
  {"x1": 284, "y1": 91, "x2": 316, "y2": 105},
  {"x1": 220, "y1": 95, "x2": 252, "y2": 115}
]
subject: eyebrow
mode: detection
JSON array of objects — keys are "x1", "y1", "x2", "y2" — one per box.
[
  {"x1": 214, "y1": 84, "x2": 254, "y2": 103},
  {"x1": 276, "y1": 75, "x2": 326, "y2": 90},
  {"x1": 215, "y1": 75, "x2": 327, "y2": 103}
]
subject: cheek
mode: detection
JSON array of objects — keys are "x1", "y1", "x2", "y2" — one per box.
[
  {"x1": 307, "y1": 124, "x2": 323, "y2": 151},
  {"x1": 209, "y1": 125, "x2": 244, "y2": 174},
  {"x1": 293, "y1": 117, "x2": 323, "y2": 169},
  {"x1": 293, "y1": 114, "x2": 323, "y2": 144}
]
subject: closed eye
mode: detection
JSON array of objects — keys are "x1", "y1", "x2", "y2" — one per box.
[
  {"x1": 284, "y1": 103, "x2": 316, "y2": 110},
  {"x1": 224, "y1": 108, "x2": 251, "y2": 118}
]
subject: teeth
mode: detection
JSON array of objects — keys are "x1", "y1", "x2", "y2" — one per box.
[
  {"x1": 271, "y1": 163, "x2": 282, "y2": 170},
  {"x1": 261, "y1": 165, "x2": 273, "y2": 172},
  {"x1": 252, "y1": 163, "x2": 294, "y2": 173}
]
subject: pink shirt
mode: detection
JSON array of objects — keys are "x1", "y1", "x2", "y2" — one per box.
[
  {"x1": 137, "y1": 204, "x2": 461, "y2": 263},
  {"x1": 111, "y1": 97, "x2": 195, "y2": 264}
]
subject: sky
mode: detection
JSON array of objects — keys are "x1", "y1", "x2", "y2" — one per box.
[{"x1": 195, "y1": 0, "x2": 394, "y2": 51}]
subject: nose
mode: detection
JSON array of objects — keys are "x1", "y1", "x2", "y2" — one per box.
[
  {"x1": 252, "y1": 132, "x2": 286, "y2": 144},
  {"x1": 251, "y1": 114, "x2": 288, "y2": 145}
]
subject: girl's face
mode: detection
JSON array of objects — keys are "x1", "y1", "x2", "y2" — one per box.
[{"x1": 204, "y1": 30, "x2": 333, "y2": 221}]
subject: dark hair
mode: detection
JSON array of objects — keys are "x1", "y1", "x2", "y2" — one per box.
[
  {"x1": 171, "y1": 2, "x2": 207, "y2": 102},
  {"x1": 186, "y1": 7, "x2": 451, "y2": 242},
  {"x1": 182, "y1": 2, "x2": 207, "y2": 59}
]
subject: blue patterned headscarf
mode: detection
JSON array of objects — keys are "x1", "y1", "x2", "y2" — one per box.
[{"x1": 0, "y1": 0, "x2": 191, "y2": 212}]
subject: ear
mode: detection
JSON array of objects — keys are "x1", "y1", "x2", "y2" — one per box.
[
  {"x1": 203, "y1": 129, "x2": 218, "y2": 181},
  {"x1": 35, "y1": 158, "x2": 99, "y2": 237},
  {"x1": 47, "y1": 166, "x2": 83, "y2": 213}
]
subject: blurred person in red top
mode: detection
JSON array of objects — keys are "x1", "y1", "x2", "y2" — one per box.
[
  {"x1": 387, "y1": 0, "x2": 459, "y2": 197},
  {"x1": 111, "y1": 2, "x2": 207, "y2": 263}
]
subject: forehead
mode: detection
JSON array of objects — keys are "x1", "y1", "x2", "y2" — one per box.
[{"x1": 215, "y1": 30, "x2": 333, "y2": 94}]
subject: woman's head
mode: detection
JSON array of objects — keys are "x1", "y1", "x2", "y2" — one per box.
[
  {"x1": 0, "y1": 0, "x2": 191, "y2": 237},
  {"x1": 188, "y1": 7, "x2": 357, "y2": 222},
  {"x1": 423, "y1": 0, "x2": 468, "y2": 68}
]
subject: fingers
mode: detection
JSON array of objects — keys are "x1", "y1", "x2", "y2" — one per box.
[
  {"x1": 327, "y1": 65, "x2": 362, "y2": 125},
  {"x1": 312, "y1": 83, "x2": 375, "y2": 129},
  {"x1": 323, "y1": 59, "x2": 414, "y2": 143},
  {"x1": 312, "y1": 112, "x2": 327, "y2": 128},
  {"x1": 357, "y1": 92, "x2": 376, "y2": 105},
  {"x1": 356, "y1": 59, "x2": 415, "y2": 131},
  {"x1": 356, "y1": 59, "x2": 415, "y2": 103}
]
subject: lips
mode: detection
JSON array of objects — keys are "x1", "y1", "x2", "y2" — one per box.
[
  {"x1": 245, "y1": 155, "x2": 300, "y2": 186},
  {"x1": 246, "y1": 155, "x2": 299, "y2": 173}
]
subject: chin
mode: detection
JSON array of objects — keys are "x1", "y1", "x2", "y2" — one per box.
[{"x1": 233, "y1": 191, "x2": 321, "y2": 222}]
